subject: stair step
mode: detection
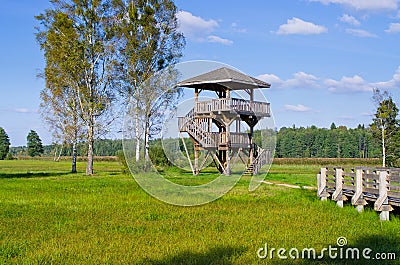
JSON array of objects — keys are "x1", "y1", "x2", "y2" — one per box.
[{"x1": 244, "y1": 164, "x2": 254, "y2": 176}]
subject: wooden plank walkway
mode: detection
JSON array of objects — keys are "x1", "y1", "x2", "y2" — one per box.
[{"x1": 317, "y1": 167, "x2": 400, "y2": 221}]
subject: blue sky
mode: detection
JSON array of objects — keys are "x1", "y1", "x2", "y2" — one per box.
[{"x1": 1, "y1": 0, "x2": 400, "y2": 146}]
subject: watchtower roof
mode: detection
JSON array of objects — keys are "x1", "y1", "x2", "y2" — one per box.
[{"x1": 176, "y1": 67, "x2": 271, "y2": 91}]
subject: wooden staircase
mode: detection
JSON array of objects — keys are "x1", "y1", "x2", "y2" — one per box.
[
  {"x1": 178, "y1": 108, "x2": 216, "y2": 148},
  {"x1": 243, "y1": 164, "x2": 254, "y2": 176},
  {"x1": 178, "y1": 107, "x2": 270, "y2": 176},
  {"x1": 244, "y1": 147, "x2": 271, "y2": 176}
]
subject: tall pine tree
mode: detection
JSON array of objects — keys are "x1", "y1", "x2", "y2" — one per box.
[
  {"x1": 27, "y1": 130, "x2": 44, "y2": 157},
  {"x1": 0, "y1": 127, "x2": 10, "y2": 160}
]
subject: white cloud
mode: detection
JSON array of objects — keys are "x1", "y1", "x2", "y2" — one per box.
[
  {"x1": 176, "y1": 11, "x2": 218, "y2": 40},
  {"x1": 231, "y1": 22, "x2": 247, "y2": 33},
  {"x1": 309, "y1": 0, "x2": 398, "y2": 11},
  {"x1": 288, "y1": 72, "x2": 320, "y2": 87},
  {"x1": 15, "y1": 108, "x2": 30, "y2": 113},
  {"x1": 325, "y1": 75, "x2": 373, "y2": 92},
  {"x1": 207, "y1": 35, "x2": 233, "y2": 45},
  {"x1": 284, "y1": 104, "x2": 313, "y2": 112},
  {"x1": 345, "y1": 28, "x2": 377, "y2": 38},
  {"x1": 385, "y1": 23, "x2": 400, "y2": 33},
  {"x1": 339, "y1": 115, "x2": 355, "y2": 120},
  {"x1": 259, "y1": 66, "x2": 400, "y2": 94},
  {"x1": 361, "y1": 112, "x2": 373, "y2": 116},
  {"x1": 258, "y1": 72, "x2": 320, "y2": 89},
  {"x1": 339, "y1": 14, "x2": 360, "y2": 26},
  {"x1": 275, "y1": 17, "x2": 327, "y2": 35},
  {"x1": 176, "y1": 11, "x2": 233, "y2": 45},
  {"x1": 372, "y1": 66, "x2": 400, "y2": 88},
  {"x1": 258, "y1": 74, "x2": 283, "y2": 86}
]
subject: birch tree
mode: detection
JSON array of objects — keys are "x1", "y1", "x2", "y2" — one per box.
[
  {"x1": 371, "y1": 89, "x2": 399, "y2": 167},
  {"x1": 141, "y1": 67, "x2": 182, "y2": 160},
  {"x1": 113, "y1": 0, "x2": 185, "y2": 162},
  {"x1": 36, "y1": 0, "x2": 116, "y2": 175},
  {"x1": 40, "y1": 84, "x2": 82, "y2": 170},
  {"x1": 37, "y1": 11, "x2": 82, "y2": 172}
]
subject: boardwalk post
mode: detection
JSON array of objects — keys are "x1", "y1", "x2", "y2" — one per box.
[
  {"x1": 375, "y1": 170, "x2": 392, "y2": 221},
  {"x1": 317, "y1": 167, "x2": 328, "y2": 201},
  {"x1": 317, "y1": 166, "x2": 399, "y2": 220},
  {"x1": 351, "y1": 168, "x2": 367, "y2": 213},
  {"x1": 332, "y1": 167, "x2": 344, "y2": 207}
]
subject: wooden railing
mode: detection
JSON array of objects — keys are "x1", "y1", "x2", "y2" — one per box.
[
  {"x1": 178, "y1": 106, "x2": 257, "y2": 148},
  {"x1": 178, "y1": 116, "x2": 215, "y2": 148},
  {"x1": 252, "y1": 146, "x2": 271, "y2": 175},
  {"x1": 196, "y1": 98, "x2": 270, "y2": 116},
  {"x1": 230, "y1": 133, "x2": 251, "y2": 148},
  {"x1": 317, "y1": 167, "x2": 400, "y2": 221}
]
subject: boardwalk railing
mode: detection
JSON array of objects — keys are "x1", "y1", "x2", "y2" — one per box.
[
  {"x1": 317, "y1": 167, "x2": 400, "y2": 221},
  {"x1": 196, "y1": 98, "x2": 270, "y2": 116}
]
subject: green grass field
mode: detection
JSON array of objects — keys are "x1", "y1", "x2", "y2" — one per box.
[{"x1": 0, "y1": 160, "x2": 399, "y2": 264}]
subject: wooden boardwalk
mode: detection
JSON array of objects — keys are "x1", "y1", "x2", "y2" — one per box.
[{"x1": 317, "y1": 167, "x2": 400, "y2": 220}]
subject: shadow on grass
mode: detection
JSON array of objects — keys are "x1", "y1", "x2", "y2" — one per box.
[
  {"x1": 297, "y1": 235, "x2": 400, "y2": 265},
  {"x1": 0, "y1": 172, "x2": 71, "y2": 179},
  {"x1": 148, "y1": 246, "x2": 246, "y2": 265}
]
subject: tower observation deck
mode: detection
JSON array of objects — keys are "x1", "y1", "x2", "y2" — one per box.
[{"x1": 176, "y1": 67, "x2": 272, "y2": 176}]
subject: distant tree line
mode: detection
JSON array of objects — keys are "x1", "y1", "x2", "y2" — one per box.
[
  {"x1": 275, "y1": 88, "x2": 400, "y2": 167},
  {"x1": 275, "y1": 123, "x2": 381, "y2": 159},
  {"x1": 6, "y1": 124, "x2": 382, "y2": 160},
  {"x1": 5, "y1": 91, "x2": 399, "y2": 167},
  {"x1": 10, "y1": 139, "x2": 122, "y2": 157}
]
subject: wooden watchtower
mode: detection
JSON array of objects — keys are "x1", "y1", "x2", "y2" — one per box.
[{"x1": 177, "y1": 67, "x2": 271, "y2": 176}]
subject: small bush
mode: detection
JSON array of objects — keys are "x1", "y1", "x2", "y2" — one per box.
[
  {"x1": 149, "y1": 144, "x2": 170, "y2": 167},
  {"x1": 115, "y1": 150, "x2": 129, "y2": 173},
  {"x1": 4, "y1": 153, "x2": 15, "y2": 160},
  {"x1": 115, "y1": 149, "x2": 164, "y2": 174}
]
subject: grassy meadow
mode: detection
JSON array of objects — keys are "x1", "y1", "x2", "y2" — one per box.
[{"x1": 0, "y1": 159, "x2": 399, "y2": 264}]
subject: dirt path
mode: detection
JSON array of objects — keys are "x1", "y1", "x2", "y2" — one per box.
[{"x1": 262, "y1": 180, "x2": 316, "y2": 190}]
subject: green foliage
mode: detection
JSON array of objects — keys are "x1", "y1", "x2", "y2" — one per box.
[
  {"x1": 27, "y1": 130, "x2": 44, "y2": 157},
  {"x1": 36, "y1": 0, "x2": 121, "y2": 175},
  {"x1": 95, "y1": 139, "x2": 123, "y2": 156},
  {"x1": 387, "y1": 129, "x2": 400, "y2": 167},
  {"x1": 149, "y1": 140, "x2": 171, "y2": 167},
  {"x1": 0, "y1": 127, "x2": 10, "y2": 160},
  {"x1": 114, "y1": 0, "x2": 185, "y2": 162},
  {"x1": 116, "y1": 142, "x2": 170, "y2": 174},
  {"x1": 36, "y1": 0, "x2": 185, "y2": 174},
  {"x1": 4, "y1": 153, "x2": 15, "y2": 160},
  {"x1": 275, "y1": 125, "x2": 380, "y2": 159},
  {"x1": 10, "y1": 139, "x2": 123, "y2": 157},
  {"x1": 370, "y1": 89, "x2": 400, "y2": 166},
  {"x1": 371, "y1": 90, "x2": 399, "y2": 133},
  {"x1": 115, "y1": 150, "x2": 129, "y2": 173},
  {"x1": 273, "y1": 157, "x2": 380, "y2": 167}
]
